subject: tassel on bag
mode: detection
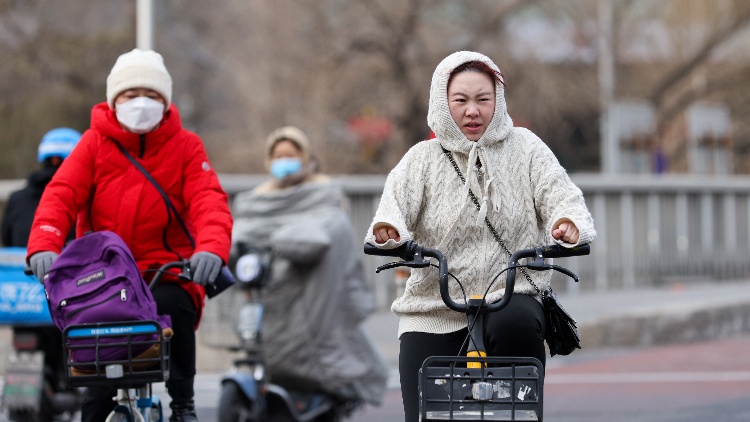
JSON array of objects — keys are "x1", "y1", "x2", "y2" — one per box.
[{"x1": 542, "y1": 286, "x2": 581, "y2": 356}]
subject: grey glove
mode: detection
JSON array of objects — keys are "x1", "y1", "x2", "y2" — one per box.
[
  {"x1": 189, "y1": 251, "x2": 222, "y2": 287},
  {"x1": 29, "y1": 251, "x2": 59, "y2": 283}
]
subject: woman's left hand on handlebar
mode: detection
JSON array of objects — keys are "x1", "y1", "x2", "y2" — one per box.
[
  {"x1": 189, "y1": 251, "x2": 222, "y2": 286},
  {"x1": 552, "y1": 220, "x2": 579, "y2": 244},
  {"x1": 373, "y1": 223, "x2": 401, "y2": 243}
]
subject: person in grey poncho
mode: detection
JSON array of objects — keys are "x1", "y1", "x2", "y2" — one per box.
[{"x1": 231, "y1": 126, "x2": 388, "y2": 407}]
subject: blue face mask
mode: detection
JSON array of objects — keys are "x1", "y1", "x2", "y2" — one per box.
[{"x1": 270, "y1": 158, "x2": 302, "y2": 179}]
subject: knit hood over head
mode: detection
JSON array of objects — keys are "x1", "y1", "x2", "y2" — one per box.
[
  {"x1": 427, "y1": 51, "x2": 513, "y2": 155},
  {"x1": 427, "y1": 51, "x2": 515, "y2": 226}
]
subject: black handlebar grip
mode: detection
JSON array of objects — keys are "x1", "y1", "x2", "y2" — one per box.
[
  {"x1": 364, "y1": 243, "x2": 405, "y2": 257},
  {"x1": 364, "y1": 243, "x2": 390, "y2": 256},
  {"x1": 364, "y1": 242, "x2": 416, "y2": 261},
  {"x1": 542, "y1": 243, "x2": 590, "y2": 258}
]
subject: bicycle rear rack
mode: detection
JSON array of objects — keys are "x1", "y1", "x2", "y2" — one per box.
[
  {"x1": 419, "y1": 356, "x2": 544, "y2": 421},
  {"x1": 62, "y1": 320, "x2": 171, "y2": 389}
]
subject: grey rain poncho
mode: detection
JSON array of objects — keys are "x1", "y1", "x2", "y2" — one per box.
[{"x1": 231, "y1": 180, "x2": 388, "y2": 405}]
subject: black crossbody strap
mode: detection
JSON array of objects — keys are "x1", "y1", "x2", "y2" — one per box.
[
  {"x1": 113, "y1": 140, "x2": 196, "y2": 249},
  {"x1": 441, "y1": 147, "x2": 544, "y2": 297}
]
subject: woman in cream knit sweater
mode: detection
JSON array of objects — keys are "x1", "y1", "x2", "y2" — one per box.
[{"x1": 364, "y1": 51, "x2": 596, "y2": 421}]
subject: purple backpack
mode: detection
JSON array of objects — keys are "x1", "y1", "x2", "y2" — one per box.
[{"x1": 44, "y1": 231, "x2": 171, "y2": 364}]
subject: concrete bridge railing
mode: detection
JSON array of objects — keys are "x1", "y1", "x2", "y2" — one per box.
[{"x1": 5, "y1": 173, "x2": 750, "y2": 310}]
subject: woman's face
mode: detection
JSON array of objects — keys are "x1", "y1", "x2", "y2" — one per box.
[
  {"x1": 447, "y1": 70, "x2": 495, "y2": 141},
  {"x1": 114, "y1": 88, "x2": 165, "y2": 108},
  {"x1": 271, "y1": 139, "x2": 302, "y2": 160}
]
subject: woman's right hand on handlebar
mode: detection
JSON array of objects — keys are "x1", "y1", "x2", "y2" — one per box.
[{"x1": 373, "y1": 223, "x2": 401, "y2": 243}]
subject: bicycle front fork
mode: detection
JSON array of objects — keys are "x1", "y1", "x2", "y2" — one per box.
[{"x1": 106, "y1": 386, "x2": 158, "y2": 422}]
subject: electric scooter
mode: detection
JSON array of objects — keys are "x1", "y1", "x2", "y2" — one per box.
[
  {"x1": 0, "y1": 247, "x2": 81, "y2": 421},
  {"x1": 218, "y1": 243, "x2": 357, "y2": 422}
]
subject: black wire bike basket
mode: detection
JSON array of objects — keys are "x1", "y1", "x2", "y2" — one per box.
[{"x1": 419, "y1": 356, "x2": 544, "y2": 421}]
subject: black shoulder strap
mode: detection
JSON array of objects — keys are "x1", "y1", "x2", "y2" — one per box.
[
  {"x1": 441, "y1": 146, "x2": 542, "y2": 295},
  {"x1": 113, "y1": 140, "x2": 196, "y2": 249}
]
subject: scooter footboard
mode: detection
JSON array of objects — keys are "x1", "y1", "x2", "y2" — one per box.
[{"x1": 419, "y1": 356, "x2": 544, "y2": 421}]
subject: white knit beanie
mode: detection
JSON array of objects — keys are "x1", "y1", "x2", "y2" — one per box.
[{"x1": 106, "y1": 49, "x2": 172, "y2": 109}]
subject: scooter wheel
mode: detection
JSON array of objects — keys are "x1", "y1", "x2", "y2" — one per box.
[{"x1": 218, "y1": 381, "x2": 261, "y2": 422}]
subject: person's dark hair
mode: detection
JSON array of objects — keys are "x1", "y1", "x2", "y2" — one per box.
[{"x1": 449, "y1": 61, "x2": 505, "y2": 88}]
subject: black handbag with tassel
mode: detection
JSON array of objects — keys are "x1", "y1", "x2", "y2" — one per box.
[{"x1": 541, "y1": 286, "x2": 581, "y2": 356}]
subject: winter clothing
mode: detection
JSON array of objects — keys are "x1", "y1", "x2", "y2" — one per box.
[
  {"x1": 364, "y1": 50, "x2": 596, "y2": 337},
  {"x1": 2, "y1": 167, "x2": 57, "y2": 247},
  {"x1": 28, "y1": 251, "x2": 58, "y2": 282},
  {"x1": 3, "y1": 126, "x2": 80, "y2": 246},
  {"x1": 106, "y1": 48, "x2": 172, "y2": 109},
  {"x1": 232, "y1": 179, "x2": 388, "y2": 405},
  {"x1": 1, "y1": 146, "x2": 76, "y2": 404},
  {"x1": 189, "y1": 251, "x2": 222, "y2": 286},
  {"x1": 30, "y1": 48, "x2": 231, "y2": 422},
  {"x1": 365, "y1": 50, "x2": 596, "y2": 422},
  {"x1": 26, "y1": 102, "x2": 232, "y2": 319}
]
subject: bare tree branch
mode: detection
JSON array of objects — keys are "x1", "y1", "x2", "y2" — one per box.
[{"x1": 650, "y1": 5, "x2": 750, "y2": 107}]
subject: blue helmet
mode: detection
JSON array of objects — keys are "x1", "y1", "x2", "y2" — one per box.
[{"x1": 38, "y1": 128, "x2": 82, "y2": 163}]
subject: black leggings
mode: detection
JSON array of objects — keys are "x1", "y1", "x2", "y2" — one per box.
[
  {"x1": 399, "y1": 294, "x2": 546, "y2": 422},
  {"x1": 80, "y1": 283, "x2": 197, "y2": 422}
]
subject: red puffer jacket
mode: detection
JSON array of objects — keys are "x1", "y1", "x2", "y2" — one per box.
[{"x1": 27, "y1": 102, "x2": 233, "y2": 324}]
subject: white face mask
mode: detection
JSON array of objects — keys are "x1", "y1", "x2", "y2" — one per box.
[{"x1": 115, "y1": 97, "x2": 165, "y2": 134}]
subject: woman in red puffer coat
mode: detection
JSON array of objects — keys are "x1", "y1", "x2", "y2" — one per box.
[{"x1": 26, "y1": 48, "x2": 232, "y2": 422}]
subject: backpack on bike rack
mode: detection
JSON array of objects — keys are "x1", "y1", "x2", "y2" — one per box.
[{"x1": 43, "y1": 231, "x2": 171, "y2": 364}]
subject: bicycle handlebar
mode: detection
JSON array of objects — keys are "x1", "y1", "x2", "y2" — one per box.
[
  {"x1": 149, "y1": 260, "x2": 191, "y2": 291},
  {"x1": 364, "y1": 241, "x2": 590, "y2": 313},
  {"x1": 24, "y1": 260, "x2": 192, "y2": 291}
]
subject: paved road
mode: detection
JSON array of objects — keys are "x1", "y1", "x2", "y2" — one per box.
[
  {"x1": 1, "y1": 335, "x2": 748, "y2": 421},
  {"x1": 2, "y1": 278, "x2": 750, "y2": 421},
  {"x1": 327, "y1": 334, "x2": 750, "y2": 422},
  {"x1": 162, "y1": 335, "x2": 750, "y2": 422},
  {"x1": 544, "y1": 334, "x2": 750, "y2": 422}
]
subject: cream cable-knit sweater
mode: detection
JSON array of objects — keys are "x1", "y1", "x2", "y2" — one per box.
[{"x1": 364, "y1": 51, "x2": 596, "y2": 338}]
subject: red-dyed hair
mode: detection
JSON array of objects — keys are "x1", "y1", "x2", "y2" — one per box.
[{"x1": 449, "y1": 61, "x2": 505, "y2": 87}]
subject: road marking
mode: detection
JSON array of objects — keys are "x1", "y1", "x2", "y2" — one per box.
[{"x1": 547, "y1": 371, "x2": 750, "y2": 384}]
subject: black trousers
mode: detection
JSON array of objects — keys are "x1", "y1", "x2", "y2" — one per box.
[
  {"x1": 81, "y1": 283, "x2": 197, "y2": 422},
  {"x1": 398, "y1": 294, "x2": 546, "y2": 422}
]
